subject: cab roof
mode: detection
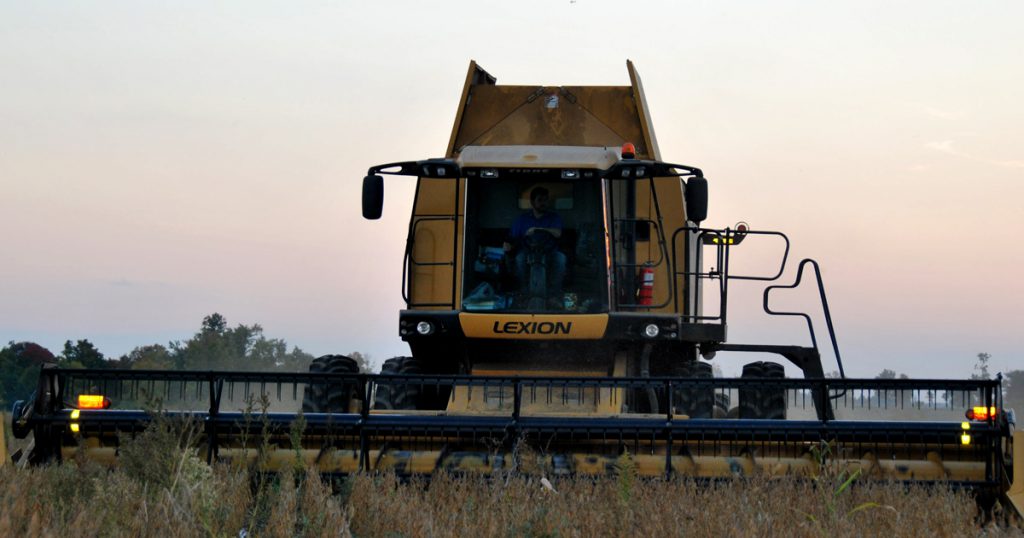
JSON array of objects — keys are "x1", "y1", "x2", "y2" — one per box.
[{"x1": 456, "y1": 145, "x2": 622, "y2": 170}]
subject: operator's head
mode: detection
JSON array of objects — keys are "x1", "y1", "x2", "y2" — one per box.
[{"x1": 530, "y1": 186, "x2": 550, "y2": 213}]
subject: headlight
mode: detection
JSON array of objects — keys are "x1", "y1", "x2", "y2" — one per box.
[
  {"x1": 643, "y1": 324, "x2": 660, "y2": 338},
  {"x1": 416, "y1": 321, "x2": 435, "y2": 335}
]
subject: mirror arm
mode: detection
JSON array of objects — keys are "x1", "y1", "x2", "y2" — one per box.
[{"x1": 368, "y1": 158, "x2": 460, "y2": 179}]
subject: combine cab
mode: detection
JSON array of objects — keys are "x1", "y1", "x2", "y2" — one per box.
[{"x1": 6, "y1": 61, "x2": 1021, "y2": 515}]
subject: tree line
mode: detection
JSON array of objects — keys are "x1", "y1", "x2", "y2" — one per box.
[
  {"x1": 1, "y1": 313, "x2": 372, "y2": 407},
  {"x1": 868, "y1": 353, "x2": 1023, "y2": 414},
  {"x1": 2, "y1": 321, "x2": 1021, "y2": 415}
]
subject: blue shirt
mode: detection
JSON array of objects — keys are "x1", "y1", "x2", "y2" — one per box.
[{"x1": 509, "y1": 211, "x2": 563, "y2": 240}]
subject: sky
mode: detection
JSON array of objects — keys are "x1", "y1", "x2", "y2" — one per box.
[{"x1": 1, "y1": 1, "x2": 1021, "y2": 377}]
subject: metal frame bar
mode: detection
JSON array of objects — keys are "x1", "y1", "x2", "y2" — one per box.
[
  {"x1": 28, "y1": 371, "x2": 1006, "y2": 479},
  {"x1": 21, "y1": 367, "x2": 1007, "y2": 486}
]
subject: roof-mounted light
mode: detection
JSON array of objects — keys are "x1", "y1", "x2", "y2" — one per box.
[{"x1": 621, "y1": 142, "x2": 636, "y2": 159}]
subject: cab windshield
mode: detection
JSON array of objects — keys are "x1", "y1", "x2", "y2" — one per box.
[{"x1": 462, "y1": 176, "x2": 608, "y2": 313}]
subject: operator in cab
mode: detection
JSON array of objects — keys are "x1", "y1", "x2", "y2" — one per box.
[{"x1": 503, "y1": 186, "x2": 567, "y2": 306}]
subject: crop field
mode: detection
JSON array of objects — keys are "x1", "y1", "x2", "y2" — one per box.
[
  {"x1": 2, "y1": 417, "x2": 1022, "y2": 538},
  {"x1": 3, "y1": 461, "x2": 1021, "y2": 537}
]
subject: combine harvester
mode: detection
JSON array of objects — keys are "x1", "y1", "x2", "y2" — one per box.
[{"x1": 6, "y1": 61, "x2": 1021, "y2": 513}]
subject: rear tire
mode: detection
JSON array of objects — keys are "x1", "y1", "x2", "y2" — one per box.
[
  {"x1": 713, "y1": 392, "x2": 732, "y2": 418},
  {"x1": 672, "y1": 361, "x2": 715, "y2": 418},
  {"x1": 738, "y1": 361, "x2": 787, "y2": 419},
  {"x1": 301, "y1": 355, "x2": 362, "y2": 413}
]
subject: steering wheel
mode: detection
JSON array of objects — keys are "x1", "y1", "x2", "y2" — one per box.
[{"x1": 524, "y1": 229, "x2": 557, "y2": 252}]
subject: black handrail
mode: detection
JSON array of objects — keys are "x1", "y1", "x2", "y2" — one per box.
[
  {"x1": 668, "y1": 226, "x2": 791, "y2": 323},
  {"x1": 763, "y1": 258, "x2": 845, "y2": 378}
]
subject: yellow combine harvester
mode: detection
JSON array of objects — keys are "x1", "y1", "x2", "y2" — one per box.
[{"x1": 6, "y1": 61, "x2": 1021, "y2": 514}]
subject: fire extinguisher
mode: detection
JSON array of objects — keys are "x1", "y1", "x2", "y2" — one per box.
[{"x1": 637, "y1": 263, "x2": 655, "y2": 306}]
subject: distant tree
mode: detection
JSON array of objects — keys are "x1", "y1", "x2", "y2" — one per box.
[
  {"x1": 347, "y1": 352, "x2": 374, "y2": 373},
  {"x1": 59, "y1": 339, "x2": 106, "y2": 369},
  {"x1": 871, "y1": 370, "x2": 912, "y2": 407},
  {"x1": 250, "y1": 337, "x2": 315, "y2": 371},
  {"x1": 250, "y1": 337, "x2": 288, "y2": 367},
  {"x1": 875, "y1": 369, "x2": 897, "y2": 379},
  {"x1": 170, "y1": 313, "x2": 256, "y2": 370},
  {"x1": 965, "y1": 352, "x2": 995, "y2": 407},
  {"x1": 0, "y1": 342, "x2": 56, "y2": 406},
  {"x1": 167, "y1": 313, "x2": 314, "y2": 371},
  {"x1": 120, "y1": 344, "x2": 174, "y2": 370},
  {"x1": 1000, "y1": 369, "x2": 1023, "y2": 412},
  {"x1": 202, "y1": 313, "x2": 228, "y2": 334},
  {"x1": 277, "y1": 346, "x2": 316, "y2": 372},
  {"x1": 7, "y1": 342, "x2": 56, "y2": 365},
  {"x1": 972, "y1": 352, "x2": 991, "y2": 380}
]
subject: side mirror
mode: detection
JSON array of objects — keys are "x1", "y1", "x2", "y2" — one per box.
[
  {"x1": 685, "y1": 177, "x2": 708, "y2": 224},
  {"x1": 362, "y1": 175, "x2": 384, "y2": 220}
]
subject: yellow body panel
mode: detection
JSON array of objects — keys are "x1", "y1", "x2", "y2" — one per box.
[
  {"x1": 449, "y1": 85, "x2": 647, "y2": 157},
  {"x1": 407, "y1": 177, "x2": 463, "y2": 309},
  {"x1": 409, "y1": 61, "x2": 693, "y2": 315},
  {"x1": 448, "y1": 382, "x2": 623, "y2": 415},
  {"x1": 459, "y1": 313, "x2": 608, "y2": 339},
  {"x1": 59, "y1": 442, "x2": 988, "y2": 483},
  {"x1": 447, "y1": 352, "x2": 628, "y2": 414},
  {"x1": 1009, "y1": 430, "x2": 1024, "y2": 517}
]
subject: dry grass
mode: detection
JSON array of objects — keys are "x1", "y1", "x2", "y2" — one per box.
[
  {"x1": 1, "y1": 416, "x2": 1021, "y2": 537},
  {"x1": 1, "y1": 460, "x2": 1022, "y2": 537},
  {"x1": 345, "y1": 473, "x2": 1024, "y2": 538}
]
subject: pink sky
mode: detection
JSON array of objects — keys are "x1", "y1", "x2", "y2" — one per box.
[{"x1": 1, "y1": 2, "x2": 1021, "y2": 377}]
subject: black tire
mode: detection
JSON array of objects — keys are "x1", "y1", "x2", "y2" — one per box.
[
  {"x1": 373, "y1": 356, "x2": 424, "y2": 410},
  {"x1": 629, "y1": 387, "x2": 661, "y2": 414},
  {"x1": 738, "y1": 361, "x2": 787, "y2": 419},
  {"x1": 760, "y1": 362, "x2": 787, "y2": 418},
  {"x1": 672, "y1": 361, "x2": 715, "y2": 418},
  {"x1": 713, "y1": 392, "x2": 732, "y2": 419},
  {"x1": 301, "y1": 355, "x2": 362, "y2": 413},
  {"x1": 738, "y1": 361, "x2": 764, "y2": 418}
]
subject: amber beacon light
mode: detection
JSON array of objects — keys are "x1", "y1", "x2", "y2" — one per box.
[{"x1": 77, "y1": 394, "x2": 111, "y2": 410}]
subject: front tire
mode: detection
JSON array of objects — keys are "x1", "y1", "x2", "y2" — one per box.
[
  {"x1": 373, "y1": 356, "x2": 425, "y2": 410},
  {"x1": 301, "y1": 355, "x2": 362, "y2": 413}
]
